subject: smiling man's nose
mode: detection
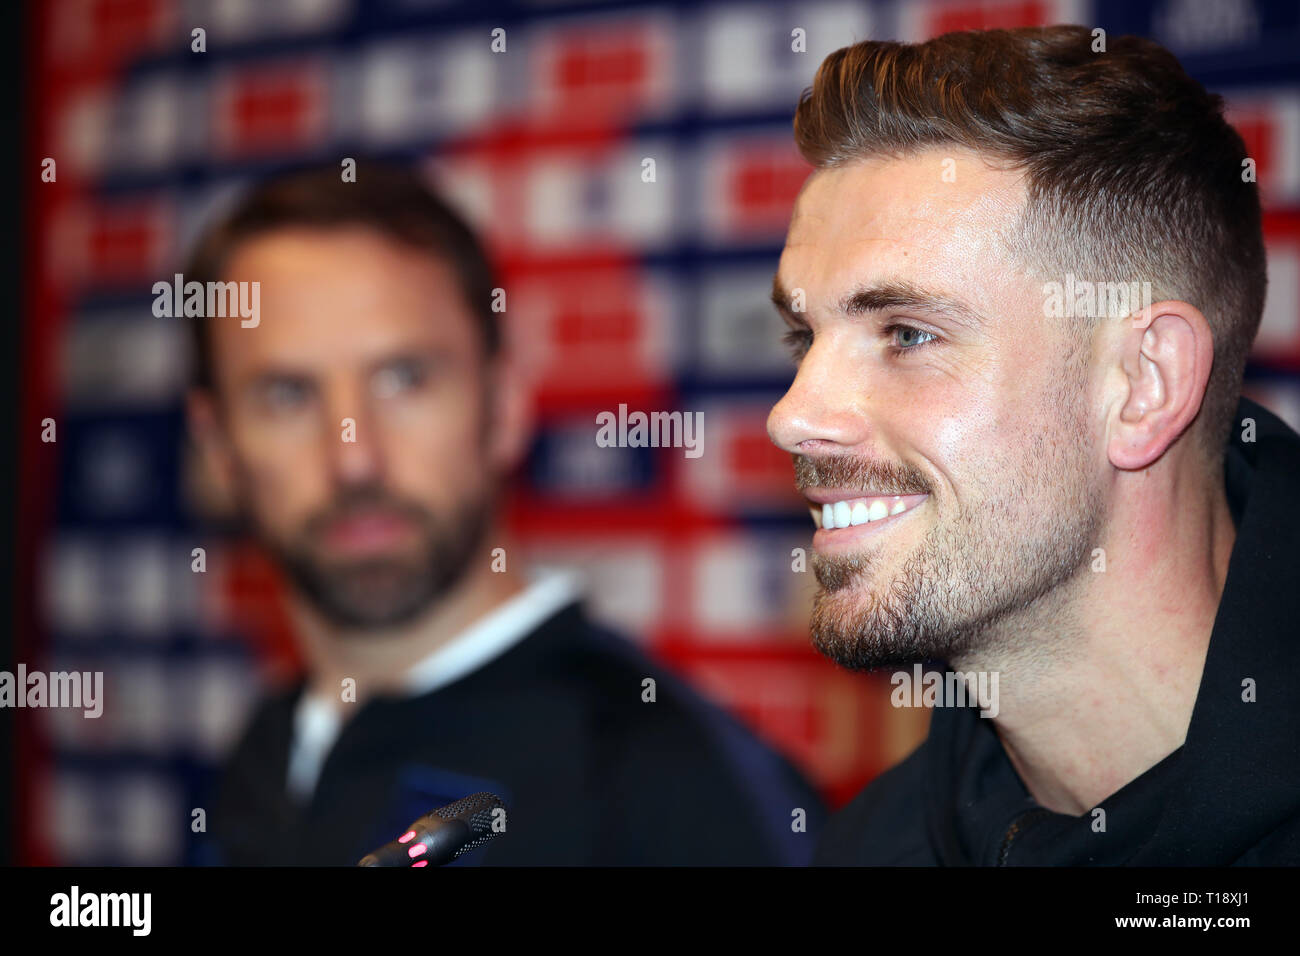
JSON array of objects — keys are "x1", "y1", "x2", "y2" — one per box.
[{"x1": 767, "y1": 348, "x2": 872, "y2": 454}]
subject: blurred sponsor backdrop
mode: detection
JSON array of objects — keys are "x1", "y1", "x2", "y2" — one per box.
[{"x1": 13, "y1": 0, "x2": 1300, "y2": 864}]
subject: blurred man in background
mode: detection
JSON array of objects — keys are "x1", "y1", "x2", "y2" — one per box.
[{"x1": 185, "y1": 162, "x2": 824, "y2": 865}]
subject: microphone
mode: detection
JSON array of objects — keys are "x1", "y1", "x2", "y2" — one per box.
[{"x1": 357, "y1": 792, "x2": 506, "y2": 867}]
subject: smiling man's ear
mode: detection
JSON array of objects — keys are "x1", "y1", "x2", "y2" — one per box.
[{"x1": 1106, "y1": 299, "x2": 1215, "y2": 471}]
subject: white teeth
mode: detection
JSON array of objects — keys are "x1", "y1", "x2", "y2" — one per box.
[{"x1": 818, "y1": 495, "x2": 923, "y2": 529}]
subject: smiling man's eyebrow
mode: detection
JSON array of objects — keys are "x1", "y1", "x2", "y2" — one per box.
[
  {"x1": 772, "y1": 275, "x2": 990, "y2": 331},
  {"x1": 842, "y1": 280, "x2": 990, "y2": 330}
]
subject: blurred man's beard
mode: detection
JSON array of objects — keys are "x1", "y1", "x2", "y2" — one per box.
[
  {"x1": 801, "y1": 396, "x2": 1104, "y2": 672},
  {"x1": 251, "y1": 483, "x2": 492, "y2": 632}
]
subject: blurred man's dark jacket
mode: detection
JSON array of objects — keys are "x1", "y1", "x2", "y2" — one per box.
[
  {"x1": 816, "y1": 396, "x2": 1300, "y2": 865},
  {"x1": 210, "y1": 597, "x2": 826, "y2": 865}
]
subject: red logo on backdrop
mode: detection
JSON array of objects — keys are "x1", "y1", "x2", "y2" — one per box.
[
  {"x1": 1232, "y1": 111, "x2": 1278, "y2": 189},
  {"x1": 214, "y1": 62, "x2": 328, "y2": 158},
  {"x1": 556, "y1": 37, "x2": 648, "y2": 95},
  {"x1": 726, "y1": 427, "x2": 796, "y2": 499},
  {"x1": 728, "y1": 150, "x2": 810, "y2": 235},
  {"x1": 928, "y1": 0, "x2": 1052, "y2": 34},
  {"x1": 521, "y1": 266, "x2": 666, "y2": 398},
  {"x1": 534, "y1": 19, "x2": 671, "y2": 121},
  {"x1": 52, "y1": 198, "x2": 173, "y2": 289},
  {"x1": 52, "y1": 0, "x2": 173, "y2": 65},
  {"x1": 554, "y1": 302, "x2": 640, "y2": 351}
]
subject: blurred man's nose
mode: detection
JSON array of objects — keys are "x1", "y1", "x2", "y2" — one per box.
[
  {"x1": 323, "y1": 378, "x2": 384, "y2": 487},
  {"x1": 767, "y1": 336, "x2": 872, "y2": 455}
]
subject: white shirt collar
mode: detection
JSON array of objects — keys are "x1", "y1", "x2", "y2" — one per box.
[
  {"x1": 401, "y1": 566, "x2": 582, "y2": 696},
  {"x1": 286, "y1": 567, "x2": 583, "y2": 801}
]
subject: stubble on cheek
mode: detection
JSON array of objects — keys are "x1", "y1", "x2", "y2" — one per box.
[{"x1": 803, "y1": 368, "x2": 1105, "y2": 671}]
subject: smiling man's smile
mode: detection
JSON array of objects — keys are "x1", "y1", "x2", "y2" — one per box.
[{"x1": 767, "y1": 149, "x2": 1108, "y2": 670}]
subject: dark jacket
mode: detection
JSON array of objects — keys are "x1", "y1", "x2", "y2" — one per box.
[
  {"x1": 211, "y1": 600, "x2": 826, "y2": 865},
  {"x1": 816, "y1": 396, "x2": 1300, "y2": 865}
]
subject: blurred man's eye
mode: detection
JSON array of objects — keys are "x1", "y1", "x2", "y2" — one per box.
[
  {"x1": 253, "y1": 377, "x2": 314, "y2": 412},
  {"x1": 372, "y1": 359, "x2": 429, "y2": 399}
]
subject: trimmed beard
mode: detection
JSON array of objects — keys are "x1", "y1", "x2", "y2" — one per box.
[
  {"x1": 253, "y1": 481, "x2": 493, "y2": 632},
  {"x1": 802, "y1": 391, "x2": 1104, "y2": 672}
]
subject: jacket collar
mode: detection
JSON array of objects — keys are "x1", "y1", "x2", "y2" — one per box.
[{"x1": 922, "y1": 396, "x2": 1300, "y2": 864}]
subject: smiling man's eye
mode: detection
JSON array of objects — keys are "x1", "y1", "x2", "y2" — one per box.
[{"x1": 889, "y1": 325, "x2": 938, "y2": 351}]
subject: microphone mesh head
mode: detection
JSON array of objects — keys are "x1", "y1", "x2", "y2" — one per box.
[{"x1": 434, "y1": 792, "x2": 505, "y2": 859}]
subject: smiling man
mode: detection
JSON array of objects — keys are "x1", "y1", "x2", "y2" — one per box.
[{"x1": 768, "y1": 26, "x2": 1300, "y2": 864}]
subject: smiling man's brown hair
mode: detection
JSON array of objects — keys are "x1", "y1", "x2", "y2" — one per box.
[{"x1": 792, "y1": 24, "x2": 1265, "y2": 468}]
